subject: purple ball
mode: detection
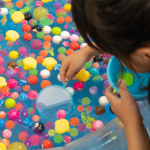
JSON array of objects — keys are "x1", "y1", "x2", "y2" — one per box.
[
  {"x1": 53, "y1": 2, "x2": 62, "y2": 9},
  {"x1": 0, "y1": 34, "x2": 4, "y2": 41},
  {"x1": 23, "y1": 53, "x2": 30, "y2": 58},
  {"x1": 21, "y1": 110, "x2": 28, "y2": 117},
  {"x1": 5, "y1": 70, "x2": 15, "y2": 78},
  {"x1": 14, "y1": 118, "x2": 23, "y2": 125},
  {"x1": 0, "y1": 1, "x2": 5, "y2": 7},
  {"x1": 40, "y1": 133, "x2": 48, "y2": 139},
  {"x1": 25, "y1": 139, "x2": 32, "y2": 147},
  {"x1": 65, "y1": 0, "x2": 72, "y2": 3},
  {"x1": 15, "y1": 86, "x2": 22, "y2": 93},
  {"x1": 89, "y1": 86, "x2": 98, "y2": 95},
  {"x1": 69, "y1": 29, "x2": 75, "y2": 34},
  {"x1": 0, "y1": 49, "x2": 8, "y2": 57},
  {"x1": 18, "y1": 46, "x2": 28, "y2": 55}
]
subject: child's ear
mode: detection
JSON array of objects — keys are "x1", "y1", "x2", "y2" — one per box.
[{"x1": 135, "y1": 47, "x2": 150, "y2": 60}]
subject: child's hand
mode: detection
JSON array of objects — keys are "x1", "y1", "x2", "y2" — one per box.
[
  {"x1": 105, "y1": 79, "x2": 142, "y2": 127},
  {"x1": 60, "y1": 49, "x2": 92, "y2": 83}
]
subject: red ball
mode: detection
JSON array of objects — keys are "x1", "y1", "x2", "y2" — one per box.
[
  {"x1": 41, "y1": 139, "x2": 53, "y2": 149},
  {"x1": 22, "y1": 24, "x2": 31, "y2": 32},
  {"x1": 23, "y1": 33, "x2": 33, "y2": 41},
  {"x1": 70, "y1": 42, "x2": 80, "y2": 50},
  {"x1": 27, "y1": 75, "x2": 38, "y2": 85}
]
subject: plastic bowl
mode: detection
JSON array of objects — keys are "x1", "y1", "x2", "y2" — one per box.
[{"x1": 107, "y1": 56, "x2": 148, "y2": 101}]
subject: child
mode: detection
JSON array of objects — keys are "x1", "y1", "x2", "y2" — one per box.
[{"x1": 60, "y1": 0, "x2": 150, "y2": 149}]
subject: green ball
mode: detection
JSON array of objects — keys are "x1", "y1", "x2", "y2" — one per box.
[
  {"x1": 58, "y1": 47, "x2": 66, "y2": 54},
  {"x1": 84, "y1": 62, "x2": 92, "y2": 69},
  {"x1": 122, "y1": 73, "x2": 133, "y2": 86},
  {"x1": 48, "y1": 129, "x2": 55, "y2": 137},
  {"x1": 36, "y1": 32, "x2": 45, "y2": 39},
  {"x1": 78, "y1": 36, "x2": 84, "y2": 44},
  {"x1": 9, "y1": 9, "x2": 16, "y2": 15},
  {"x1": 5, "y1": 98, "x2": 16, "y2": 109},
  {"x1": 52, "y1": 27, "x2": 61, "y2": 35},
  {"x1": 54, "y1": 134, "x2": 63, "y2": 143},
  {"x1": 69, "y1": 128, "x2": 79, "y2": 137},
  {"x1": 17, "y1": 59, "x2": 24, "y2": 67},
  {"x1": 81, "y1": 97, "x2": 90, "y2": 105},
  {"x1": 40, "y1": 18, "x2": 53, "y2": 26},
  {"x1": 29, "y1": 69, "x2": 38, "y2": 76}
]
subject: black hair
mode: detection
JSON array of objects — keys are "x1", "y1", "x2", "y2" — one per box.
[{"x1": 71, "y1": 0, "x2": 150, "y2": 103}]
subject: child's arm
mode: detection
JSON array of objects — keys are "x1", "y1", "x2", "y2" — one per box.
[
  {"x1": 105, "y1": 79, "x2": 150, "y2": 150},
  {"x1": 60, "y1": 43, "x2": 100, "y2": 83}
]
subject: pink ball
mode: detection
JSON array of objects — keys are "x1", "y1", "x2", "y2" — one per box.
[
  {"x1": 92, "y1": 120, "x2": 104, "y2": 130},
  {"x1": 0, "y1": 66, "x2": 6, "y2": 74},
  {"x1": 28, "y1": 90, "x2": 38, "y2": 100},
  {"x1": 63, "y1": 41, "x2": 69, "y2": 47},
  {"x1": 2, "y1": 129, "x2": 12, "y2": 138},
  {"x1": 57, "y1": 110, "x2": 66, "y2": 119},
  {"x1": 69, "y1": 34, "x2": 79, "y2": 42},
  {"x1": 63, "y1": 136, "x2": 71, "y2": 143},
  {"x1": 7, "y1": 109, "x2": 19, "y2": 120},
  {"x1": 35, "y1": 1, "x2": 43, "y2": 7},
  {"x1": 74, "y1": 81, "x2": 84, "y2": 91},
  {"x1": 30, "y1": 134, "x2": 41, "y2": 146},
  {"x1": 18, "y1": 46, "x2": 28, "y2": 55},
  {"x1": 21, "y1": 20, "x2": 27, "y2": 25},
  {"x1": 7, "y1": 79, "x2": 17, "y2": 88},
  {"x1": 0, "y1": 56, "x2": 4, "y2": 66},
  {"x1": 31, "y1": 39, "x2": 42, "y2": 50}
]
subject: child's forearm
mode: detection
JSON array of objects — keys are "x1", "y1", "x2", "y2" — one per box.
[
  {"x1": 80, "y1": 42, "x2": 101, "y2": 58},
  {"x1": 125, "y1": 120, "x2": 150, "y2": 150}
]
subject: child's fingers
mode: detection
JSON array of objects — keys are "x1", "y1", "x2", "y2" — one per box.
[
  {"x1": 105, "y1": 85, "x2": 120, "y2": 104},
  {"x1": 118, "y1": 79, "x2": 132, "y2": 99},
  {"x1": 65, "y1": 64, "x2": 77, "y2": 81},
  {"x1": 59, "y1": 64, "x2": 69, "y2": 83}
]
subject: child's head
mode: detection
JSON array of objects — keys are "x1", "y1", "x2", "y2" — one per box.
[{"x1": 71, "y1": 0, "x2": 150, "y2": 73}]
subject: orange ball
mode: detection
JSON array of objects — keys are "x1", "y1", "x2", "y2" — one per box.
[
  {"x1": 41, "y1": 80, "x2": 51, "y2": 89},
  {"x1": 43, "y1": 41, "x2": 51, "y2": 50},
  {"x1": 36, "y1": 56, "x2": 44, "y2": 64},
  {"x1": 0, "y1": 111, "x2": 6, "y2": 118},
  {"x1": 65, "y1": 16, "x2": 72, "y2": 23},
  {"x1": 1, "y1": 138, "x2": 10, "y2": 147},
  {"x1": 23, "y1": 85, "x2": 30, "y2": 92},
  {"x1": 1, "y1": 86, "x2": 10, "y2": 94},
  {"x1": 32, "y1": 115, "x2": 40, "y2": 122},
  {"x1": 5, "y1": 120, "x2": 15, "y2": 129},
  {"x1": 93, "y1": 62, "x2": 99, "y2": 68},
  {"x1": 28, "y1": 75, "x2": 38, "y2": 85},
  {"x1": 66, "y1": 49, "x2": 74, "y2": 56},
  {"x1": 57, "y1": 17, "x2": 65, "y2": 24},
  {"x1": 39, "y1": 50, "x2": 48, "y2": 57},
  {"x1": 77, "y1": 105, "x2": 84, "y2": 112},
  {"x1": 44, "y1": 35, "x2": 52, "y2": 41},
  {"x1": 70, "y1": 117, "x2": 79, "y2": 126},
  {"x1": 90, "y1": 57, "x2": 93, "y2": 61},
  {"x1": 16, "y1": 1, "x2": 23, "y2": 8},
  {"x1": 11, "y1": 92, "x2": 19, "y2": 99}
]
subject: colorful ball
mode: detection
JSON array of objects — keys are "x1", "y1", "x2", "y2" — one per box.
[
  {"x1": 7, "y1": 109, "x2": 19, "y2": 120},
  {"x1": 40, "y1": 69, "x2": 50, "y2": 79},
  {"x1": 0, "y1": 56, "x2": 4, "y2": 66},
  {"x1": 70, "y1": 117, "x2": 79, "y2": 126},
  {"x1": 41, "y1": 139, "x2": 53, "y2": 149},
  {"x1": 28, "y1": 90, "x2": 38, "y2": 100},
  {"x1": 52, "y1": 35, "x2": 62, "y2": 44},
  {"x1": 7, "y1": 79, "x2": 17, "y2": 89},
  {"x1": 0, "y1": 119, "x2": 5, "y2": 129},
  {"x1": 0, "y1": 67, "x2": 6, "y2": 74},
  {"x1": 99, "y1": 96, "x2": 109, "y2": 106},
  {"x1": 27, "y1": 75, "x2": 38, "y2": 85},
  {"x1": 30, "y1": 134, "x2": 41, "y2": 146},
  {"x1": 63, "y1": 136, "x2": 71, "y2": 143},
  {"x1": 70, "y1": 34, "x2": 79, "y2": 42},
  {"x1": 52, "y1": 27, "x2": 61, "y2": 35},
  {"x1": 22, "y1": 118, "x2": 33, "y2": 128},
  {"x1": 63, "y1": 41, "x2": 69, "y2": 47},
  {"x1": 22, "y1": 24, "x2": 31, "y2": 32},
  {"x1": 31, "y1": 39, "x2": 43, "y2": 50},
  {"x1": 89, "y1": 86, "x2": 98, "y2": 95},
  {"x1": 5, "y1": 70, "x2": 15, "y2": 78},
  {"x1": 43, "y1": 26, "x2": 51, "y2": 34},
  {"x1": 1, "y1": 138, "x2": 10, "y2": 147},
  {"x1": 23, "y1": 33, "x2": 33, "y2": 41},
  {"x1": 29, "y1": 19, "x2": 37, "y2": 26},
  {"x1": 8, "y1": 51, "x2": 19, "y2": 59},
  {"x1": 53, "y1": 2, "x2": 62, "y2": 9},
  {"x1": 32, "y1": 115, "x2": 40, "y2": 122},
  {"x1": 40, "y1": 80, "x2": 51, "y2": 89},
  {"x1": 18, "y1": 46, "x2": 28, "y2": 55},
  {"x1": 15, "y1": 102, "x2": 25, "y2": 111},
  {"x1": 55, "y1": 8, "x2": 67, "y2": 17},
  {"x1": 5, "y1": 120, "x2": 15, "y2": 129},
  {"x1": 60, "y1": 31, "x2": 70, "y2": 39},
  {"x1": 19, "y1": 93, "x2": 28, "y2": 101},
  {"x1": 0, "y1": 111, "x2": 6, "y2": 119},
  {"x1": 18, "y1": 130, "x2": 30, "y2": 142},
  {"x1": 2, "y1": 129, "x2": 12, "y2": 138},
  {"x1": 92, "y1": 120, "x2": 104, "y2": 130},
  {"x1": 7, "y1": 142, "x2": 27, "y2": 150},
  {"x1": 74, "y1": 81, "x2": 84, "y2": 91},
  {"x1": 66, "y1": 87, "x2": 75, "y2": 95},
  {"x1": 57, "y1": 110, "x2": 66, "y2": 119},
  {"x1": 70, "y1": 42, "x2": 80, "y2": 50},
  {"x1": 5, "y1": 98, "x2": 16, "y2": 109},
  {"x1": 64, "y1": 4, "x2": 71, "y2": 12}
]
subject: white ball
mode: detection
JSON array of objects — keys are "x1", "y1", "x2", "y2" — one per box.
[
  {"x1": 60, "y1": 31, "x2": 70, "y2": 40},
  {"x1": 43, "y1": 26, "x2": 51, "y2": 34},
  {"x1": 66, "y1": 87, "x2": 75, "y2": 96},
  {"x1": 57, "y1": 74, "x2": 62, "y2": 82},
  {"x1": 99, "y1": 96, "x2": 109, "y2": 106},
  {"x1": 80, "y1": 43, "x2": 87, "y2": 48},
  {"x1": 0, "y1": 8, "x2": 8, "y2": 16},
  {"x1": 52, "y1": 35, "x2": 62, "y2": 44},
  {"x1": 40, "y1": 69, "x2": 50, "y2": 79}
]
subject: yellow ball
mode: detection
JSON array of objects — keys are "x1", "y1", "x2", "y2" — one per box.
[
  {"x1": 64, "y1": 4, "x2": 72, "y2": 12},
  {"x1": 9, "y1": 51, "x2": 19, "y2": 59},
  {"x1": 0, "y1": 143, "x2": 6, "y2": 150}
]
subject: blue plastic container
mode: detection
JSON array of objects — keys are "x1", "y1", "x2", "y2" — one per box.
[{"x1": 107, "y1": 56, "x2": 149, "y2": 101}]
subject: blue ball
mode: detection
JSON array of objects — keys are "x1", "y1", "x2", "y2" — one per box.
[
  {"x1": 0, "y1": 99, "x2": 4, "y2": 106},
  {"x1": 7, "y1": 23, "x2": 17, "y2": 30},
  {"x1": 0, "y1": 119, "x2": 5, "y2": 129},
  {"x1": 23, "y1": 118, "x2": 33, "y2": 128},
  {"x1": 20, "y1": 79, "x2": 27, "y2": 86},
  {"x1": 19, "y1": 93, "x2": 28, "y2": 101},
  {"x1": 89, "y1": 68, "x2": 99, "y2": 76}
]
